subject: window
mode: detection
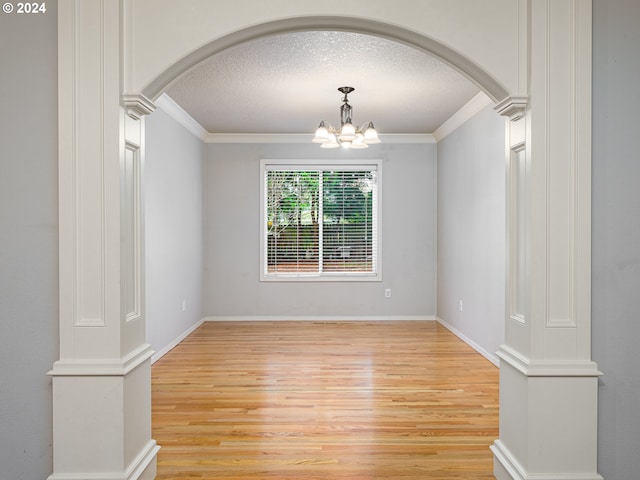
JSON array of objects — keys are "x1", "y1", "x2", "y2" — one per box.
[{"x1": 261, "y1": 159, "x2": 381, "y2": 281}]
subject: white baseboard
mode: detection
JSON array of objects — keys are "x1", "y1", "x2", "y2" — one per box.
[
  {"x1": 48, "y1": 440, "x2": 160, "y2": 480},
  {"x1": 152, "y1": 316, "x2": 435, "y2": 363},
  {"x1": 151, "y1": 318, "x2": 206, "y2": 364},
  {"x1": 204, "y1": 315, "x2": 436, "y2": 322},
  {"x1": 436, "y1": 317, "x2": 499, "y2": 366},
  {"x1": 153, "y1": 317, "x2": 497, "y2": 368},
  {"x1": 491, "y1": 440, "x2": 604, "y2": 480}
]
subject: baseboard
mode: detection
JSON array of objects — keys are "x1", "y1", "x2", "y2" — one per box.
[
  {"x1": 151, "y1": 318, "x2": 206, "y2": 364},
  {"x1": 48, "y1": 440, "x2": 160, "y2": 480},
  {"x1": 126, "y1": 440, "x2": 160, "y2": 480},
  {"x1": 152, "y1": 316, "x2": 435, "y2": 363},
  {"x1": 204, "y1": 315, "x2": 436, "y2": 322},
  {"x1": 436, "y1": 317, "x2": 500, "y2": 366},
  {"x1": 491, "y1": 440, "x2": 604, "y2": 480},
  {"x1": 492, "y1": 440, "x2": 526, "y2": 480}
]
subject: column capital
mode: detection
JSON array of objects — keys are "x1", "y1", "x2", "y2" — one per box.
[
  {"x1": 122, "y1": 93, "x2": 156, "y2": 120},
  {"x1": 494, "y1": 96, "x2": 528, "y2": 121}
]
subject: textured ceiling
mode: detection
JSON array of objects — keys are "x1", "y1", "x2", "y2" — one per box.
[{"x1": 166, "y1": 31, "x2": 481, "y2": 135}]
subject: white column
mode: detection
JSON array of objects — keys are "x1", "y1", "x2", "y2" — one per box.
[
  {"x1": 50, "y1": 1, "x2": 158, "y2": 479},
  {"x1": 492, "y1": 1, "x2": 602, "y2": 479}
]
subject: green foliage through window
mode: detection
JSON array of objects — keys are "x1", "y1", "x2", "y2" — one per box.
[{"x1": 264, "y1": 165, "x2": 378, "y2": 277}]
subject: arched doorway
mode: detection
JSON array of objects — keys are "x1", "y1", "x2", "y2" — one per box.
[
  {"x1": 51, "y1": 3, "x2": 600, "y2": 480},
  {"x1": 140, "y1": 16, "x2": 510, "y2": 103}
]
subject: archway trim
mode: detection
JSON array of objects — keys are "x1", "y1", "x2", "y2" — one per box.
[{"x1": 140, "y1": 16, "x2": 511, "y2": 106}]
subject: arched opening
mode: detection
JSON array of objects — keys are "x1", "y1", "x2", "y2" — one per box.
[
  {"x1": 144, "y1": 18, "x2": 508, "y2": 478},
  {"x1": 53, "y1": 4, "x2": 599, "y2": 480},
  {"x1": 142, "y1": 16, "x2": 510, "y2": 105}
]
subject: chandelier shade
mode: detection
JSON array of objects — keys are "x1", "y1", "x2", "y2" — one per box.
[{"x1": 312, "y1": 87, "x2": 380, "y2": 149}]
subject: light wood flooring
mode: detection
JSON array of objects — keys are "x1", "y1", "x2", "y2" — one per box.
[{"x1": 152, "y1": 321, "x2": 499, "y2": 479}]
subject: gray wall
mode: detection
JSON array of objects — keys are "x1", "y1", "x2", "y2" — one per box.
[
  {"x1": 592, "y1": 0, "x2": 640, "y2": 478},
  {"x1": 1, "y1": 1, "x2": 639, "y2": 478},
  {"x1": 436, "y1": 105, "x2": 506, "y2": 363},
  {"x1": 0, "y1": 2, "x2": 58, "y2": 478},
  {"x1": 145, "y1": 108, "x2": 204, "y2": 356},
  {"x1": 204, "y1": 143, "x2": 437, "y2": 318}
]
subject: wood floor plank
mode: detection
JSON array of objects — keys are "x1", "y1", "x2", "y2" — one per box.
[{"x1": 152, "y1": 321, "x2": 498, "y2": 479}]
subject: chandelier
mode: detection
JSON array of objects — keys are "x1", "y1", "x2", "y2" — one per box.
[{"x1": 312, "y1": 86, "x2": 381, "y2": 149}]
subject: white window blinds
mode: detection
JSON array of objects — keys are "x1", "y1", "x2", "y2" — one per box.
[{"x1": 262, "y1": 161, "x2": 379, "y2": 280}]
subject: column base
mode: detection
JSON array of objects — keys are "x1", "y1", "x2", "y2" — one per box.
[
  {"x1": 48, "y1": 350, "x2": 157, "y2": 480},
  {"x1": 47, "y1": 439, "x2": 159, "y2": 480},
  {"x1": 492, "y1": 440, "x2": 603, "y2": 480},
  {"x1": 494, "y1": 347, "x2": 603, "y2": 480}
]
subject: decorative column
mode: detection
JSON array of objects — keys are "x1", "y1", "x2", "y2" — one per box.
[
  {"x1": 492, "y1": 1, "x2": 602, "y2": 479},
  {"x1": 49, "y1": 1, "x2": 158, "y2": 479}
]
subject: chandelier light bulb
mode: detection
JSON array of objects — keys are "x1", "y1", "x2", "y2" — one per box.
[
  {"x1": 350, "y1": 133, "x2": 368, "y2": 149},
  {"x1": 312, "y1": 121, "x2": 330, "y2": 143},
  {"x1": 364, "y1": 122, "x2": 381, "y2": 144},
  {"x1": 339, "y1": 122, "x2": 356, "y2": 141},
  {"x1": 320, "y1": 133, "x2": 340, "y2": 148}
]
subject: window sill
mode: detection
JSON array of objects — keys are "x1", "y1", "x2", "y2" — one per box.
[{"x1": 260, "y1": 273, "x2": 382, "y2": 282}]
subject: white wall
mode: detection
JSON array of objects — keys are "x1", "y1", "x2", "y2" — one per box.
[
  {"x1": 592, "y1": 0, "x2": 640, "y2": 477},
  {"x1": 436, "y1": 104, "x2": 505, "y2": 364},
  {"x1": 145, "y1": 107, "x2": 204, "y2": 358},
  {"x1": 0, "y1": 3, "x2": 58, "y2": 478},
  {"x1": 204, "y1": 143, "x2": 437, "y2": 319}
]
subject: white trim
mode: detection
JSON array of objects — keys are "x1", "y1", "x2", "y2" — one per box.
[
  {"x1": 154, "y1": 94, "x2": 437, "y2": 145},
  {"x1": 494, "y1": 95, "x2": 528, "y2": 121},
  {"x1": 122, "y1": 93, "x2": 156, "y2": 120},
  {"x1": 491, "y1": 439, "x2": 604, "y2": 480},
  {"x1": 48, "y1": 344, "x2": 154, "y2": 376},
  {"x1": 205, "y1": 132, "x2": 435, "y2": 144},
  {"x1": 260, "y1": 158, "x2": 383, "y2": 282},
  {"x1": 48, "y1": 440, "x2": 160, "y2": 480},
  {"x1": 155, "y1": 93, "x2": 208, "y2": 140},
  {"x1": 376, "y1": 134, "x2": 435, "y2": 144},
  {"x1": 433, "y1": 92, "x2": 494, "y2": 142},
  {"x1": 126, "y1": 440, "x2": 160, "y2": 480},
  {"x1": 492, "y1": 439, "x2": 527, "y2": 480},
  {"x1": 436, "y1": 317, "x2": 500, "y2": 366},
  {"x1": 207, "y1": 133, "x2": 308, "y2": 143},
  {"x1": 151, "y1": 318, "x2": 206, "y2": 364},
  {"x1": 205, "y1": 316, "x2": 436, "y2": 322},
  {"x1": 496, "y1": 345, "x2": 602, "y2": 377}
]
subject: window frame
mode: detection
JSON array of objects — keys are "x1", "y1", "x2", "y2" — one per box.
[{"x1": 260, "y1": 158, "x2": 382, "y2": 282}]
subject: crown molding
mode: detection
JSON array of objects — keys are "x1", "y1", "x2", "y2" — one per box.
[
  {"x1": 147, "y1": 90, "x2": 526, "y2": 146},
  {"x1": 205, "y1": 133, "x2": 309, "y2": 143},
  {"x1": 433, "y1": 91, "x2": 493, "y2": 142},
  {"x1": 204, "y1": 132, "x2": 435, "y2": 144},
  {"x1": 156, "y1": 94, "x2": 436, "y2": 144},
  {"x1": 155, "y1": 93, "x2": 208, "y2": 140},
  {"x1": 378, "y1": 134, "x2": 436, "y2": 144}
]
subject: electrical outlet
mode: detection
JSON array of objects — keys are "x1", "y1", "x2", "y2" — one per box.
[
  {"x1": 385, "y1": 288, "x2": 392, "y2": 299},
  {"x1": 459, "y1": 300, "x2": 463, "y2": 312},
  {"x1": 182, "y1": 299, "x2": 187, "y2": 312}
]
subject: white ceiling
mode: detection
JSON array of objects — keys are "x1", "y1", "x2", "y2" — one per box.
[{"x1": 165, "y1": 31, "x2": 482, "y2": 135}]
